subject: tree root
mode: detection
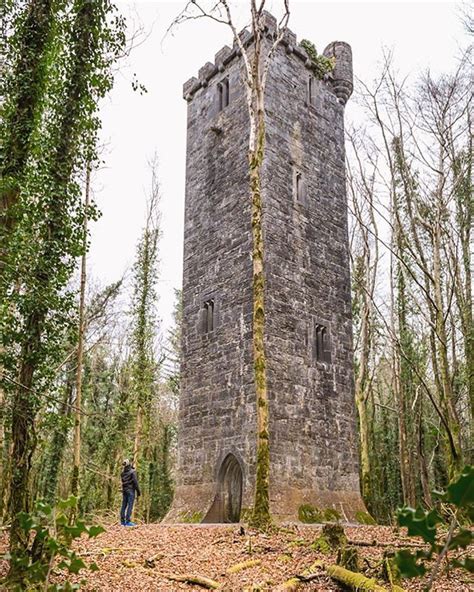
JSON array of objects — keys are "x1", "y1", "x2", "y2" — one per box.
[{"x1": 166, "y1": 574, "x2": 220, "y2": 589}]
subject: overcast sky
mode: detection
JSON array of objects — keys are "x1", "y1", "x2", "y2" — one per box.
[{"x1": 90, "y1": 0, "x2": 468, "y2": 337}]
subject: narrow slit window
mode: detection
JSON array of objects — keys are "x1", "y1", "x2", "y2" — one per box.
[
  {"x1": 218, "y1": 78, "x2": 229, "y2": 111},
  {"x1": 308, "y1": 76, "x2": 313, "y2": 105},
  {"x1": 315, "y1": 323, "x2": 331, "y2": 363},
  {"x1": 294, "y1": 169, "x2": 306, "y2": 204},
  {"x1": 204, "y1": 299, "x2": 214, "y2": 333}
]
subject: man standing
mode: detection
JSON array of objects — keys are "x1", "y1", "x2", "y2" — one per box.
[{"x1": 120, "y1": 459, "x2": 141, "y2": 526}]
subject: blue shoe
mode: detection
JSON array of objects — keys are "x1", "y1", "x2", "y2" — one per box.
[
  {"x1": 120, "y1": 521, "x2": 126, "y2": 526},
  {"x1": 125, "y1": 521, "x2": 136, "y2": 527}
]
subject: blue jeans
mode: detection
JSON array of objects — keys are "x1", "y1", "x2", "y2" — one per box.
[{"x1": 120, "y1": 490, "x2": 135, "y2": 523}]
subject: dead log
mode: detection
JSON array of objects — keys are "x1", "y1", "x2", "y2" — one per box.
[
  {"x1": 166, "y1": 574, "x2": 220, "y2": 589},
  {"x1": 325, "y1": 564, "x2": 406, "y2": 592},
  {"x1": 347, "y1": 538, "x2": 425, "y2": 549}
]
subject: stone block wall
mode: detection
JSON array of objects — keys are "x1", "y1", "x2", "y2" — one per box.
[{"x1": 166, "y1": 21, "x2": 364, "y2": 523}]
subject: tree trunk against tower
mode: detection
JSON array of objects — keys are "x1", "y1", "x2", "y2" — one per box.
[
  {"x1": 171, "y1": 1, "x2": 289, "y2": 528},
  {"x1": 249, "y1": 69, "x2": 270, "y2": 529}
]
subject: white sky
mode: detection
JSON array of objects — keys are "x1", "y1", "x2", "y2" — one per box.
[{"x1": 90, "y1": 0, "x2": 468, "y2": 337}]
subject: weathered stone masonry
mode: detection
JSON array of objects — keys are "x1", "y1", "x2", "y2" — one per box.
[{"x1": 167, "y1": 14, "x2": 365, "y2": 523}]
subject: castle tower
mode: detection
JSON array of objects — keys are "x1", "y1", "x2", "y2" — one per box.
[{"x1": 168, "y1": 14, "x2": 365, "y2": 523}]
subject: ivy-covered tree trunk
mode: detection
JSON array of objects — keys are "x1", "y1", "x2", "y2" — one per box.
[
  {"x1": 71, "y1": 164, "x2": 91, "y2": 502},
  {"x1": 42, "y1": 371, "x2": 73, "y2": 504},
  {"x1": 0, "y1": 385, "x2": 4, "y2": 519},
  {"x1": 0, "y1": 0, "x2": 54, "y2": 528},
  {"x1": 7, "y1": 0, "x2": 124, "y2": 579},
  {"x1": 0, "y1": 0, "x2": 53, "y2": 238}
]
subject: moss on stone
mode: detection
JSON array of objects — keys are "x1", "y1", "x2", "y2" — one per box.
[
  {"x1": 300, "y1": 39, "x2": 335, "y2": 79},
  {"x1": 298, "y1": 503, "x2": 323, "y2": 523},
  {"x1": 355, "y1": 510, "x2": 377, "y2": 525},
  {"x1": 240, "y1": 507, "x2": 252, "y2": 522},
  {"x1": 337, "y1": 545, "x2": 360, "y2": 572},
  {"x1": 323, "y1": 508, "x2": 342, "y2": 522},
  {"x1": 298, "y1": 504, "x2": 342, "y2": 523},
  {"x1": 179, "y1": 510, "x2": 203, "y2": 523},
  {"x1": 312, "y1": 524, "x2": 348, "y2": 557},
  {"x1": 310, "y1": 536, "x2": 332, "y2": 554}
]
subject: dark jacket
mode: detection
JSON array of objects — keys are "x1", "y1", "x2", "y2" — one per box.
[{"x1": 121, "y1": 465, "x2": 141, "y2": 496}]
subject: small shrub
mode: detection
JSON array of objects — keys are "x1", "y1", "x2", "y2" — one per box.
[
  {"x1": 300, "y1": 39, "x2": 335, "y2": 79},
  {"x1": 394, "y1": 465, "x2": 473, "y2": 586},
  {"x1": 1, "y1": 496, "x2": 104, "y2": 591}
]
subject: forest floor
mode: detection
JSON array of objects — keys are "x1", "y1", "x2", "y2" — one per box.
[{"x1": 0, "y1": 523, "x2": 472, "y2": 591}]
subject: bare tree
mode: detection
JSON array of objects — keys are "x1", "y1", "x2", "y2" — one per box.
[
  {"x1": 351, "y1": 48, "x2": 472, "y2": 510},
  {"x1": 170, "y1": 0, "x2": 289, "y2": 528}
]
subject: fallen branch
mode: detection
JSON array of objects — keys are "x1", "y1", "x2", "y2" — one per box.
[
  {"x1": 275, "y1": 561, "x2": 324, "y2": 590},
  {"x1": 227, "y1": 559, "x2": 262, "y2": 573},
  {"x1": 325, "y1": 564, "x2": 405, "y2": 592},
  {"x1": 166, "y1": 574, "x2": 220, "y2": 589},
  {"x1": 144, "y1": 553, "x2": 164, "y2": 568},
  {"x1": 347, "y1": 539, "x2": 425, "y2": 549}
]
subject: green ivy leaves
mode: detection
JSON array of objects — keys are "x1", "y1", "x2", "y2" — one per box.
[
  {"x1": 394, "y1": 466, "x2": 474, "y2": 585},
  {"x1": 2, "y1": 497, "x2": 105, "y2": 590}
]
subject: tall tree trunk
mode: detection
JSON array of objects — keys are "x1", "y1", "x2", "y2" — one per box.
[
  {"x1": 416, "y1": 391, "x2": 433, "y2": 507},
  {"x1": 432, "y1": 216, "x2": 462, "y2": 477},
  {"x1": 42, "y1": 367, "x2": 73, "y2": 504},
  {"x1": 354, "y1": 260, "x2": 372, "y2": 504},
  {"x1": 0, "y1": 383, "x2": 5, "y2": 520},
  {"x1": 395, "y1": 258, "x2": 416, "y2": 506},
  {"x1": 0, "y1": 0, "x2": 53, "y2": 234},
  {"x1": 71, "y1": 164, "x2": 90, "y2": 500},
  {"x1": 0, "y1": 0, "x2": 53, "y2": 529},
  {"x1": 249, "y1": 36, "x2": 271, "y2": 528},
  {"x1": 8, "y1": 1, "x2": 108, "y2": 578}
]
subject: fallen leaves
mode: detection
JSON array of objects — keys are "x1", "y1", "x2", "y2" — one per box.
[{"x1": 0, "y1": 523, "x2": 471, "y2": 591}]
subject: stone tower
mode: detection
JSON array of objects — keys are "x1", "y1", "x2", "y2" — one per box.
[{"x1": 167, "y1": 14, "x2": 365, "y2": 523}]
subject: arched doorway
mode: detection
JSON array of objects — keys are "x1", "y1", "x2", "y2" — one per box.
[{"x1": 203, "y1": 453, "x2": 243, "y2": 523}]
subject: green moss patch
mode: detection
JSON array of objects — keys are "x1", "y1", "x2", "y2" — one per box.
[
  {"x1": 355, "y1": 510, "x2": 377, "y2": 525},
  {"x1": 298, "y1": 504, "x2": 342, "y2": 523},
  {"x1": 179, "y1": 510, "x2": 203, "y2": 523}
]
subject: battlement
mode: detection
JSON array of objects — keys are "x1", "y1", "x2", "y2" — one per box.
[{"x1": 183, "y1": 11, "x2": 353, "y2": 105}]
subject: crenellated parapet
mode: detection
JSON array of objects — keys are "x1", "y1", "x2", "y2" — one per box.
[{"x1": 182, "y1": 11, "x2": 353, "y2": 105}]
